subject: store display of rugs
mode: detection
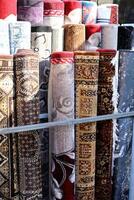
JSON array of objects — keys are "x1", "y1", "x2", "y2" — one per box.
[{"x1": 0, "y1": 0, "x2": 134, "y2": 200}]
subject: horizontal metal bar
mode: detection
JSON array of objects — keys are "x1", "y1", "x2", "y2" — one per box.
[{"x1": 0, "y1": 111, "x2": 134, "y2": 135}]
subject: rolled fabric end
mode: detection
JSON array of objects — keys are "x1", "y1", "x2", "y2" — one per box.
[
  {"x1": 82, "y1": 1, "x2": 97, "y2": 24},
  {"x1": 97, "y1": 49, "x2": 116, "y2": 53},
  {"x1": 44, "y1": 0, "x2": 64, "y2": 16},
  {"x1": 14, "y1": 49, "x2": 37, "y2": 57},
  {"x1": 0, "y1": 0, "x2": 17, "y2": 21},
  {"x1": 64, "y1": 0, "x2": 82, "y2": 24},
  {"x1": 97, "y1": 4, "x2": 119, "y2": 24},
  {"x1": 64, "y1": 1, "x2": 82, "y2": 15},
  {"x1": 85, "y1": 24, "x2": 101, "y2": 49},
  {"x1": 51, "y1": 51, "x2": 74, "y2": 64}
]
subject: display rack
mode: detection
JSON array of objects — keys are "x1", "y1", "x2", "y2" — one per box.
[{"x1": 1, "y1": 111, "x2": 134, "y2": 135}]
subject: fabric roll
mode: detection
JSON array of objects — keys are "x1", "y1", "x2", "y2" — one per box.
[
  {"x1": 85, "y1": 24, "x2": 101, "y2": 50},
  {"x1": 9, "y1": 21, "x2": 31, "y2": 55},
  {"x1": 82, "y1": 1, "x2": 97, "y2": 24},
  {"x1": 17, "y1": 0, "x2": 43, "y2": 26},
  {"x1": 101, "y1": 25, "x2": 118, "y2": 50},
  {"x1": 0, "y1": 0, "x2": 17, "y2": 21},
  {"x1": 97, "y1": 4, "x2": 118, "y2": 24},
  {"x1": 75, "y1": 51, "x2": 99, "y2": 200},
  {"x1": 129, "y1": 122, "x2": 134, "y2": 200},
  {"x1": 95, "y1": 49, "x2": 116, "y2": 200},
  {"x1": 43, "y1": 1, "x2": 64, "y2": 28},
  {"x1": 13, "y1": 49, "x2": 42, "y2": 199},
  {"x1": 64, "y1": 24, "x2": 85, "y2": 51},
  {"x1": 0, "y1": 56, "x2": 14, "y2": 199},
  {"x1": 64, "y1": 1, "x2": 82, "y2": 24},
  {"x1": 31, "y1": 26, "x2": 52, "y2": 199},
  {"x1": 0, "y1": 21, "x2": 10, "y2": 54},
  {"x1": 113, "y1": 50, "x2": 134, "y2": 200},
  {"x1": 48, "y1": 52, "x2": 75, "y2": 200},
  {"x1": 118, "y1": 26, "x2": 134, "y2": 50},
  {"x1": 52, "y1": 28, "x2": 64, "y2": 52}
]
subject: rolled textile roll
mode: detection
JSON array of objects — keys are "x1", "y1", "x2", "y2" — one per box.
[
  {"x1": 13, "y1": 49, "x2": 42, "y2": 199},
  {"x1": 113, "y1": 50, "x2": 134, "y2": 200},
  {"x1": 0, "y1": 21, "x2": 10, "y2": 54},
  {"x1": 64, "y1": 1, "x2": 82, "y2": 24},
  {"x1": 64, "y1": 24, "x2": 85, "y2": 51},
  {"x1": 43, "y1": 1, "x2": 64, "y2": 28},
  {"x1": 0, "y1": 0, "x2": 17, "y2": 21},
  {"x1": 0, "y1": 55, "x2": 14, "y2": 199},
  {"x1": 82, "y1": 1, "x2": 97, "y2": 24},
  {"x1": 101, "y1": 25, "x2": 118, "y2": 50},
  {"x1": 48, "y1": 52, "x2": 75, "y2": 200},
  {"x1": 85, "y1": 24, "x2": 101, "y2": 50},
  {"x1": 97, "y1": 4, "x2": 119, "y2": 24},
  {"x1": 17, "y1": 0, "x2": 43, "y2": 26},
  {"x1": 31, "y1": 26, "x2": 52, "y2": 199},
  {"x1": 52, "y1": 28, "x2": 64, "y2": 52},
  {"x1": 9, "y1": 21, "x2": 31, "y2": 55},
  {"x1": 95, "y1": 49, "x2": 116, "y2": 200},
  {"x1": 75, "y1": 51, "x2": 99, "y2": 200},
  {"x1": 118, "y1": 26, "x2": 134, "y2": 50},
  {"x1": 31, "y1": 26, "x2": 52, "y2": 61}
]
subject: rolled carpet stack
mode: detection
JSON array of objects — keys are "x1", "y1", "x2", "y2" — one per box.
[
  {"x1": 113, "y1": 50, "x2": 134, "y2": 200},
  {"x1": 64, "y1": 24, "x2": 85, "y2": 51},
  {"x1": 43, "y1": 0, "x2": 64, "y2": 28},
  {"x1": 0, "y1": 55, "x2": 14, "y2": 199},
  {"x1": 64, "y1": 0, "x2": 82, "y2": 24},
  {"x1": 48, "y1": 52, "x2": 75, "y2": 200},
  {"x1": 52, "y1": 28, "x2": 64, "y2": 52},
  {"x1": 17, "y1": 0, "x2": 44, "y2": 26},
  {"x1": 85, "y1": 24, "x2": 101, "y2": 50},
  {"x1": 0, "y1": 21, "x2": 10, "y2": 54},
  {"x1": 0, "y1": 0, "x2": 17, "y2": 21},
  {"x1": 118, "y1": 26, "x2": 134, "y2": 50},
  {"x1": 9, "y1": 21, "x2": 31, "y2": 54},
  {"x1": 13, "y1": 49, "x2": 42, "y2": 199},
  {"x1": 82, "y1": 1, "x2": 97, "y2": 24},
  {"x1": 97, "y1": 4, "x2": 118, "y2": 24},
  {"x1": 75, "y1": 51, "x2": 99, "y2": 200},
  {"x1": 101, "y1": 25, "x2": 118, "y2": 50},
  {"x1": 96, "y1": 49, "x2": 116, "y2": 200}
]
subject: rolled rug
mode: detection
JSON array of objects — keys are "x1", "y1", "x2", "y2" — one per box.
[
  {"x1": 13, "y1": 49, "x2": 42, "y2": 199},
  {"x1": 64, "y1": 1, "x2": 82, "y2": 24},
  {"x1": 97, "y1": 4, "x2": 119, "y2": 24},
  {"x1": 17, "y1": 0, "x2": 44, "y2": 26},
  {"x1": 113, "y1": 50, "x2": 134, "y2": 200},
  {"x1": 0, "y1": 0, "x2": 17, "y2": 21},
  {"x1": 122, "y1": 24, "x2": 134, "y2": 50},
  {"x1": 43, "y1": 0, "x2": 64, "y2": 28},
  {"x1": 9, "y1": 21, "x2": 31, "y2": 55},
  {"x1": 48, "y1": 52, "x2": 75, "y2": 200},
  {"x1": 0, "y1": 55, "x2": 14, "y2": 199},
  {"x1": 101, "y1": 25, "x2": 118, "y2": 50},
  {"x1": 85, "y1": 24, "x2": 101, "y2": 50},
  {"x1": 118, "y1": 26, "x2": 134, "y2": 50},
  {"x1": 75, "y1": 51, "x2": 99, "y2": 200},
  {"x1": 95, "y1": 49, "x2": 116, "y2": 200},
  {"x1": 0, "y1": 21, "x2": 10, "y2": 54},
  {"x1": 31, "y1": 26, "x2": 52, "y2": 199},
  {"x1": 82, "y1": 1, "x2": 97, "y2": 24},
  {"x1": 64, "y1": 24, "x2": 85, "y2": 51},
  {"x1": 52, "y1": 28, "x2": 64, "y2": 52}
]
